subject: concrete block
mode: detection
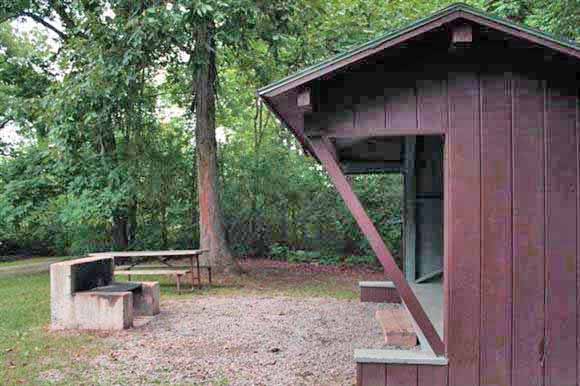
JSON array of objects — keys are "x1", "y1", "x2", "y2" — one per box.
[
  {"x1": 74, "y1": 291, "x2": 133, "y2": 330},
  {"x1": 133, "y1": 282, "x2": 160, "y2": 316},
  {"x1": 50, "y1": 261, "x2": 75, "y2": 330},
  {"x1": 354, "y1": 349, "x2": 448, "y2": 365},
  {"x1": 51, "y1": 256, "x2": 114, "y2": 330},
  {"x1": 51, "y1": 256, "x2": 160, "y2": 331}
]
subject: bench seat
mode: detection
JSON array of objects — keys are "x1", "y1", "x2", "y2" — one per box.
[
  {"x1": 115, "y1": 269, "x2": 191, "y2": 294},
  {"x1": 88, "y1": 282, "x2": 142, "y2": 293},
  {"x1": 115, "y1": 269, "x2": 190, "y2": 276}
]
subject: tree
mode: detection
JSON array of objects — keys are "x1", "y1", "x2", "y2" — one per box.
[
  {"x1": 165, "y1": 1, "x2": 319, "y2": 272},
  {"x1": 190, "y1": 16, "x2": 238, "y2": 272}
]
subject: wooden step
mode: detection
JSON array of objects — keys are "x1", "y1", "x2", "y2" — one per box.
[
  {"x1": 359, "y1": 281, "x2": 401, "y2": 303},
  {"x1": 375, "y1": 306, "x2": 417, "y2": 348}
]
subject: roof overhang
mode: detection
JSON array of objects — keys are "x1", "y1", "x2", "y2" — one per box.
[{"x1": 258, "y1": 3, "x2": 579, "y2": 99}]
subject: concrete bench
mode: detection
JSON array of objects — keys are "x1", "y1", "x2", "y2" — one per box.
[{"x1": 50, "y1": 256, "x2": 160, "y2": 330}]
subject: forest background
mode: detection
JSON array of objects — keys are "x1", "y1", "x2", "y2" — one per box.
[{"x1": 1, "y1": 0, "x2": 577, "y2": 267}]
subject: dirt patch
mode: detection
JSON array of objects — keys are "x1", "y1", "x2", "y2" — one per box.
[
  {"x1": 189, "y1": 259, "x2": 386, "y2": 298},
  {"x1": 92, "y1": 296, "x2": 398, "y2": 385}
]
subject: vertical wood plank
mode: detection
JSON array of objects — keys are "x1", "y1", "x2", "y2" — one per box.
[
  {"x1": 418, "y1": 365, "x2": 448, "y2": 386},
  {"x1": 320, "y1": 76, "x2": 355, "y2": 131},
  {"x1": 354, "y1": 70, "x2": 387, "y2": 131},
  {"x1": 544, "y1": 82, "x2": 577, "y2": 386},
  {"x1": 417, "y1": 78, "x2": 447, "y2": 133},
  {"x1": 479, "y1": 71, "x2": 512, "y2": 386},
  {"x1": 361, "y1": 363, "x2": 387, "y2": 386},
  {"x1": 386, "y1": 364, "x2": 418, "y2": 386},
  {"x1": 511, "y1": 74, "x2": 545, "y2": 386},
  {"x1": 388, "y1": 79, "x2": 417, "y2": 130},
  {"x1": 577, "y1": 85, "x2": 580, "y2": 386},
  {"x1": 446, "y1": 70, "x2": 481, "y2": 386},
  {"x1": 404, "y1": 136, "x2": 417, "y2": 282},
  {"x1": 444, "y1": 108, "x2": 452, "y2": 350}
]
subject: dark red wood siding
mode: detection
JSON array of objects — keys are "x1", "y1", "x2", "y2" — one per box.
[
  {"x1": 446, "y1": 68, "x2": 481, "y2": 386},
  {"x1": 358, "y1": 363, "x2": 448, "y2": 386},
  {"x1": 360, "y1": 286, "x2": 402, "y2": 303},
  {"x1": 386, "y1": 364, "x2": 417, "y2": 386},
  {"x1": 479, "y1": 70, "x2": 512, "y2": 386},
  {"x1": 320, "y1": 61, "x2": 579, "y2": 386},
  {"x1": 511, "y1": 75, "x2": 546, "y2": 386},
  {"x1": 544, "y1": 81, "x2": 578, "y2": 386}
]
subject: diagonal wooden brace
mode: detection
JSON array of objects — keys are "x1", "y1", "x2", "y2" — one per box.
[{"x1": 308, "y1": 136, "x2": 445, "y2": 355}]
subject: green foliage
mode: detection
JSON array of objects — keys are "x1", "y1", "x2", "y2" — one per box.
[{"x1": 1, "y1": 0, "x2": 577, "y2": 263}]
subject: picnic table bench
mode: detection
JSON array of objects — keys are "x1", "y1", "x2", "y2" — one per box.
[{"x1": 89, "y1": 250, "x2": 211, "y2": 294}]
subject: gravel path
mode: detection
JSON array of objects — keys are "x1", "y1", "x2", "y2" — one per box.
[{"x1": 92, "y1": 296, "x2": 397, "y2": 385}]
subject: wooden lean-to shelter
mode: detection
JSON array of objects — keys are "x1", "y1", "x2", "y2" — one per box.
[{"x1": 259, "y1": 3, "x2": 580, "y2": 386}]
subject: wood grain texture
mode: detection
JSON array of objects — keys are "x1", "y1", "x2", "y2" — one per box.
[
  {"x1": 404, "y1": 136, "x2": 417, "y2": 282},
  {"x1": 354, "y1": 71, "x2": 387, "y2": 131},
  {"x1": 418, "y1": 365, "x2": 448, "y2": 386},
  {"x1": 511, "y1": 74, "x2": 545, "y2": 386},
  {"x1": 544, "y1": 82, "x2": 578, "y2": 386},
  {"x1": 577, "y1": 83, "x2": 580, "y2": 386},
  {"x1": 387, "y1": 78, "x2": 417, "y2": 130},
  {"x1": 360, "y1": 287, "x2": 402, "y2": 303},
  {"x1": 446, "y1": 69, "x2": 481, "y2": 386},
  {"x1": 444, "y1": 116, "x2": 452, "y2": 353},
  {"x1": 417, "y1": 77, "x2": 447, "y2": 133},
  {"x1": 479, "y1": 71, "x2": 512, "y2": 386},
  {"x1": 577, "y1": 85, "x2": 580, "y2": 386},
  {"x1": 360, "y1": 363, "x2": 386, "y2": 386},
  {"x1": 386, "y1": 364, "x2": 418, "y2": 386}
]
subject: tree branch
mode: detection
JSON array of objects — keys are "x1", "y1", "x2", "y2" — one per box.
[
  {"x1": 48, "y1": 0, "x2": 76, "y2": 31},
  {"x1": 0, "y1": 119, "x2": 11, "y2": 130},
  {"x1": 21, "y1": 12, "x2": 67, "y2": 40}
]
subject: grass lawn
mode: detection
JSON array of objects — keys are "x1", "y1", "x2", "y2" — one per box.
[
  {"x1": 0, "y1": 273, "x2": 102, "y2": 385},
  {"x1": 0, "y1": 257, "x2": 65, "y2": 268},
  {"x1": 0, "y1": 258, "x2": 381, "y2": 385}
]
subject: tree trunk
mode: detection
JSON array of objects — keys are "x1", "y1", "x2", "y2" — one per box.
[
  {"x1": 112, "y1": 211, "x2": 129, "y2": 250},
  {"x1": 127, "y1": 202, "x2": 137, "y2": 246},
  {"x1": 192, "y1": 19, "x2": 239, "y2": 274}
]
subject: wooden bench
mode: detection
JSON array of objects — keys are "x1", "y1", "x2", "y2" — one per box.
[
  {"x1": 375, "y1": 306, "x2": 417, "y2": 348},
  {"x1": 115, "y1": 268, "x2": 192, "y2": 294},
  {"x1": 115, "y1": 265, "x2": 212, "y2": 294},
  {"x1": 91, "y1": 250, "x2": 211, "y2": 294}
]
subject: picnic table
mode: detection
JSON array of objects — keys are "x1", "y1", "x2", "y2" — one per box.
[{"x1": 89, "y1": 250, "x2": 210, "y2": 294}]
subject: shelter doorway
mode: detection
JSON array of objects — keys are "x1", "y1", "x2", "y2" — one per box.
[
  {"x1": 403, "y1": 135, "x2": 444, "y2": 283},
  {"x1": 340, "y1": 133, "x2": 445, "y2": 338}
]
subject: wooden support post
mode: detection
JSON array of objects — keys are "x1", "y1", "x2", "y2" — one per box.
[
  {"x1": 404, "y1": 137, "x2": 417, "y2": 282},
  {"x1": 196, "y1": 255, "x2": 202, "y2": 289},
  {"x1": 190, "y1": 255, "x2": 196, "y2": 290},
  {"x1": 309, "y1": 136, "x2": 444, "y2": 355}
]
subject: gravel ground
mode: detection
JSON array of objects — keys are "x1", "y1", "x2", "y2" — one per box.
[{"x1": 92, "y1": 296, "x2": 397, "y2": 385}]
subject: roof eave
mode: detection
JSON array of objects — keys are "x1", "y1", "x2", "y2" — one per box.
[{"x1": 258, "y1": 3, "x2": 579, "y2": 98}]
